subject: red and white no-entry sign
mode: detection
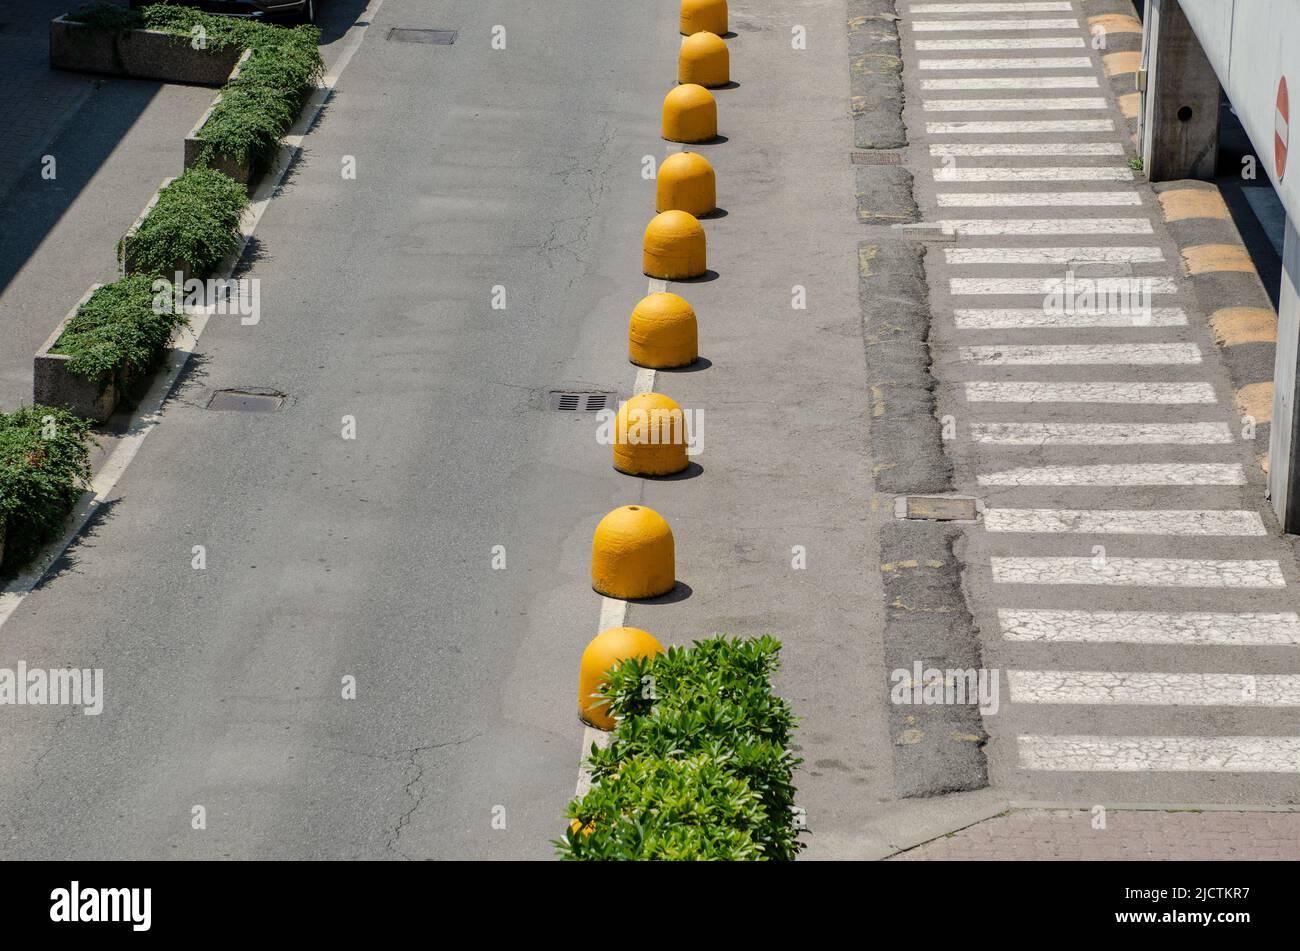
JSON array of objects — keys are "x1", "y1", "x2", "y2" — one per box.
[{"x1": 1277, "y1": 76, "x2": 1289, "y2": 181}]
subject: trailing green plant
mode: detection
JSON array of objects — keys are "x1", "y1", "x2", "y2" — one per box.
[
  {"x1": 50, "y1": 275, "x2": 187, "y2": 393},
  {"x1": 66, "y1": 3, "x2": 145, "y2": 31},
  {"x1": 0, "y1": 407, "x2": 94, "y2": 571},
  {"x1": 125, "y1": 166, "x2": 248, "y2": 279},
  {"x1": 558, "y1": 635, "x2": 805, "y2": 861}
]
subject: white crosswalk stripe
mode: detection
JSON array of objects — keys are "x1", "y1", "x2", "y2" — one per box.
[
  {"x1": 916, "y1": 37, "x2": 1086, "y2": 51},
  {"x1": 945, "y1": 246, "x2": 1163, "y2": 264},
  {"x1": 919, "y1": 57, "x2": 1095, "y2": 70},
  {"x1": 960, "y1": 343, "x2": 1200, "y2": 365},
  {"x1": 912, "y1": 19, "x2": 1080, "y2": 31},
  {"x1": 970, "y1": 422, "x2": 1233, "y2": 444},
  {"x1": 935, "y1": 165, "x2": 1132, "y2": 180},
  {"x1": 954, "y1": 307, "x2": 1185, "y2": 328},
  {"x1": 922, "y1": 77, "x2": 1101, "y2": 90},
  {"x1": 1018, "y1": 736, "x2": 1300, "y2": 772},
  {"x1": 979, "y1": 465, "x2": 1247, "y2": 487},
  {"x1": 911, "y1": 2, "x2": 1075, "y2": 12},
  {"x1": 927, "y1": 119, "x2": 1115, "y2": 133},
  {"x1": 964, "y1": 382, "x2": 1216, "y2": 403},
  {"x1": 937, "y1": 192, "x2": 1141, "y2": 206},
  {"x1": 950, "y1": 277, "x2": 1176, "y2": 295},
  {"x1": 991, "y1": 557, "x2": 1286, "y2": 588},
  {"x1": 923, "y1": 97, "x2": 1108, "y2": 111},
  {"x1": 1009, "y1": 671, "x2": 1300, "y2": 706},
  {"x1": 940, "y1": 219, "x2": 1154, "y2": 234},
  {"x1": 984, "y1": 508, "x2": 1267, "y2": 536},
  {"x1": 999, "y1": 610, "x2": 1300, "y2": 644}
]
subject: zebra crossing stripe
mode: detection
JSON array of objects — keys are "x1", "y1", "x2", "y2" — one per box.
[
  {"x1": 1018, "y1": 735, "x2": 1300, "y2": 772},
  {"x1": 1009, "y1": 671, "x2": 1300, "y2": 705},
  {"x1": 950, "y1": 277, "x2": 1176, "y2": 295},
  {"x1": 945, "y1": 246, "x2": 1162, "y2": 264},
  {"x1": 922, "y1": 78, "x2": 1101, "y2": 90},
  {"x1": 959, "y1": 343, "x2": 1200, "y2": 365},
  {"x1": 937, "y1": 192, "x2": 1141, "y2": 206},
  {"x1": 940, "y1": 219, "x2": 1154, "y2": 235},
  {"x1": 972, "y1": 422, "x2": 1233, "y2": 444},
  {"x1": 991, "y1": 557, "x2": 1285, "y2": 587},
  {"x1": 912, "y1": 18, "x2": 1080, "y2": 31},
  {"x1": 920, "y1": 57, "x2": 1095, "y2": 70},
  {"x1": 998, "y1": 609, "x2": 1300, "y2": 644},
  {"x1": 923, "y1": 97, "x2": 1108, "y2": 111},
  {"x1": 935, "y1": 165, "x2": 1132, "y2": 180},
  {"x1": 916, "y1": 38, "x2": 1086, "y2": 51},
  {"x1": 954, "y1": 307, "x2": 1185, "y2": 328},
  {"x1": 927, "y1": 119, "x2": 1115, "y2": 133},
  {"x1": 984, "y1": 508, "x2": 1267, "y2": 535},
  {"x1": 911, "y1": 2, "x2": 1074, "y2": 12},
  {"x1": 964, "y1": 382, "x2": 1216, "y2": 404}
]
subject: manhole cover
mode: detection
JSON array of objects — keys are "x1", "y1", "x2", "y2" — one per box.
[
  {"x1": 206, "y1": 389, "x2": 285, "y2": 412},
  {"x1": 899, "y1": 496, "x2": 980, "y2": 522},
  {"x1": 549, "y1": 390, "x2": 617, "y2": 412},
  {"x1": 387, "y1": 28, "x2": 458, "y2": 44},
  {"x1": 851, "y1": 151, "x2": 902, "y2": 166}
]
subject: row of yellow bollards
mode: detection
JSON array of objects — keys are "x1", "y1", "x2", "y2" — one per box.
[{"x1": 577, "y1": 0, "x2": 730, "y2": 731}]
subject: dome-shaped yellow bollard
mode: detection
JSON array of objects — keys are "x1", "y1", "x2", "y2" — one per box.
[
  {"x1": 579, "y1": 626, "x2": 666, "y2": 730},
  {"x1": 642, "y1": 210, "x2": 706, "y2": 280},
  {"x1": 656, "y1": 151, "x2": 716, "y2": 217},
  {"x1": 680, "y1": 0, "x2": 727, "y2": 36},
  {"x1": 679, "y1": 31, "x2": 729, "y2": 87},
  {"x1": 662, "y1": 83, "x2": 717, "y2": 144},
  {"x1": 591, "y1": 504, "x2": 676, "y2": 599},
  {"x1": 629, "y1": 292, "x2": 698, "y2": 369},
  {"x1": 613, "y1": 392, "x2": 691, "y2": 476}
]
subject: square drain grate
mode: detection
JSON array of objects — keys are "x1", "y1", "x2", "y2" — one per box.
[
  {"x1": 207, "y1": 389, "x2": 284, "y2": 412},
  {"x1": 387, "y1": 28, "x2": 458, "y2": 45},
  {"x1": 549, "y1": 391, "x2": 617, "y2": 412},
  {"x1": 900, "y1": 496, "x2": 980, "y2": 522},
  {"x1": 851, "y1": 151, "x2": 902, "y2": 166}
]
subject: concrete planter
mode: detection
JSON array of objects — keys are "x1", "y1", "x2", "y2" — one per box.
[
  {"x1": 184, "y1": 49, "x2": 260, "y2": 185},
  {"x1": 49, "y1": 16, "x2": 244, "y2": 86},
  {"x1": 34, "y1": 286, "x2": 120, "y2": 424},
  {"x1": 117, "y1": 177, "x2": 197, "y2": 283}
]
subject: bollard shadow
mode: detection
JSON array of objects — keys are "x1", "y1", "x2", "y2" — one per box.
[
  {"x1": 698, "y1": 207, "x2": 728, "y2": 219},
  {"x1": 657, "y1": 356, "x2": 712, "y2": 373},
  {"x1": 671, "y1": 269, "x2": 720, "y2": 284},
  {"x1": 635, "y1": 461, "x2": 704, "y2": 481},
  {"x1": 710, "y1": 81, "x2": 740, "y2": 91},
  {"x1": 629, "y1": 581, "x2": 693, "y2": 605}
]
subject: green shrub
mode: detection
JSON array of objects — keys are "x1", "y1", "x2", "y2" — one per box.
[
  {"x1": 67, "y1": 3, "x2": 145, "y2": 30},
  {"x1": 50, "y1": 275, "x2": 187, "y2": 392},
  {"x1": 558, "y1": 636, "x2": 805, "y2": 861},
  {"x1": 0, "y1": 407, "x2": 94, "y2": 571},
  {"x1": 126, "y1": 166, "x2": 248, "y2": 279}
]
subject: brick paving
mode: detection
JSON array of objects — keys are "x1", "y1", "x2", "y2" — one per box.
[{"x1": 890, "y1": 808, "x2": 1300, "y2": 860}]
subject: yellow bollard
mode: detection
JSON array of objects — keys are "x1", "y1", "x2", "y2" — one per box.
[
  {"x1": 591, "y1": 504, "x2": 676, "y2": 599},
  {"x1": 662, "y1": 83, "x2": 717, "y2": 143},
  {"x1": 642, "y1": 210, "x2": 706, "y2": 280},
  {"x1": 680, "y1": 0, "x2": 727, "y2": 36},
  {"x1": 629, "y1": 292, "x2": 698, "y2": 369},
  {"x1": 579, "y1": 626, "x2": 666, "y2": 730},
  {"x1": 655, "y1": 151, "x2": 716, "y2": 217},
  {"x1": 613, "y1": 392, "x2": 691, "y2": 476},
  {"x1": 679, "y1": 31, "x2": 729, "y2": 87}
]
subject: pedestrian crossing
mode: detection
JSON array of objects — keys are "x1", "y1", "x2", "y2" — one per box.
[{"x1": 903, "y1": 0, "x2": 1300, "y2": 787}]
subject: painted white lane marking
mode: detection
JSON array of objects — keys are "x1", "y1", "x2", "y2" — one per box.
[
  {"x1": 923, "y1": 97, "x2": 1108, "y2": 111},
  {"x1": 992, "y1": 557, "x2": 1286, "y2": 587},
  {"x1": 945, "y1": 246, "x2": 1163, "y2": 264},
  {"x1": 964, "y1": 382, "x2": 1216, "y2": 404},
  {"x1": 999, "y1": 609, "x2": 1300, "y2": 644},
  {"x1": 1018, "y1": 736, "x2": 1300, "y2": 772},
  {"x1": 1009, "y1": 671, "x2": 1300, "y2": 706},
  {"x1": 935, "y1": 166, "x2": 1132, "y2": 182},
  {"x1": 912, "y1": 18, "x2": 1080, "y2": 31},
  {"x1": 971, "y1": 423, "x2": 1234, "y2": 445},
  {"x1": 951, "y1": 276, "x2": 1175, "y2": 295},
  {"x1": 916, "y1": 37, "x2": 1086, "y2": 51},
  {"x1": 928, "y1": 119, "x2": 1114, "y2": 133},
  {"x1": 979, "y1": 464, "x2": 1247, "y2": 487},
  {"x1": 920, "y1": 57, "x2": 1095, "y2": 70},
  {"x1": 911, "y1": 2, "x2": 1074, "y2": 11},
  {"x1": 954, "y1": 307, "x2": 1185, "y2": 328},
  {"x1": 922, "y1": 77, "x2": 1100, "y2": 90},
  {"x1": 941, "y1": 219, "x2": 1154, "y2": 235},
  {"x1": 985, "y1": 508, "x2": 1268, "y2": 536},
  {"x1": 959, "y1": 343, "x2": 1200, "y2": 365},
  {"x1": 929, "y1": 141, "x2": 1120, "y2": 153},
  {"x1": 937, "y1": 192, "x2": 1141, "y2": 206}
]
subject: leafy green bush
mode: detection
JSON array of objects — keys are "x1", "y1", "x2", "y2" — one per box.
[
  {"x1": 558, "y1": 636, "x2": 805, "y2": 861},
  {"x1": 125, "y1": 166, "x2": 248, "y2": 279},
  {"x1": 51, "y1": 275, "x2": 187, "y2": 392},
  {"x1": 67, "y1": 3, "x2": 144, "y2": 30},
  {"x1": 0, "y1": 407, "x2": 94, "y2": 571}
]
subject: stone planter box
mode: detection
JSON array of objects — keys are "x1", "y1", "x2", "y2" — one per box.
[
  {"x1": 184, "y1": 49, "x2": 259, "y2": 185},
  {"x1": 49, "y1": 15, "x2": 244, "y2": 86},
  {"x1": 117, "y1": 177, "x2": 196, "y2": 283},
  {"x1": 34, "y1": 286, "x2": 120, "y2": 424}
]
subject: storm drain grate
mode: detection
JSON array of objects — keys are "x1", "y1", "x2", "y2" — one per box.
[
  {"x1": 206, "y1": 389, "x2": 285, "y2": 412},
  {"x1": 898, "y1": 496, "x2": 981, "y2": 522},
  {"x1": 387, "y1": 28, "x2": 458, "y2": 45},
  {"x1": 851, "y1": 151, "x2": 903, "y2": 166},
  {"x1": 549, "y1": 391, "x2": 617, "y2": 412}
]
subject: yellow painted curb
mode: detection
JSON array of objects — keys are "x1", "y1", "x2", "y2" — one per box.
[
  {"x1": 679, "y1": 31, "x2": 729, "y2": 87},
  {"x1": 662, "y1": 83, "x2": 717, "y2": 143},
  {"x1": 579, "y1": 626, "x2": 666, "y2": 730},
  {"x1": 1210, "y1": 307, "x2": 1278, "y2": 346},
  {"x1": 1103, "y1": 51, "x2": 1141, "y2": 77},
  {"x1": 629, "y1": 292, "x2": 698, "y2": 368},
  {"x1": 1119, "y1": 92, "x2": 1140, "y2": 119},
  {"x1": 656, "y1": 151, "x2": 716, "y2": 216},
  {"x1": 643, "y1": 209, "x2": 706, "y2": 279},
  {"x1": 1088, "y1": 13, "x2": 1142, "y2": 33},
  {"x1": 1158, "y1": 188, "x2": 1230, "y2": 221},
  {"x1": 1181, "y1": 243, "x2": 1257, "y2": 275},
  {"x1": 613, "y1": 392, "x2": 690, "y2": 476},
  {"x1": 591, "y1": 505, "x2": 676, "y2": 600},
  {"x1": 680, "y1": 0, "x2": 727, "y2": 37},
  {"x1": 1236, "y1": 382, "x2": 1274, "y2": 424}
]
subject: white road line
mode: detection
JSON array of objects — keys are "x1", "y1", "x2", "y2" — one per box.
[
  {"x1": 920, "y1": 57, "x2": 1095, "y2": 70},
  {"x1": 954, "y1": 307, "x2": 1184, "y2": 328},
  {"x1": 964, "y1": 382, "x2": 1216, "y2": 404},
  {"x1": 1009, "y1": 671, "x2": 1300, "y2": 706},
  {"x1": 971, "y1": 422, "x2": 1234, "y2": 444},
  {"x1": 922, "y1": 77, "x2": 1101, "y2": 90},
  {"x1": 951, "y1": 276, "x2": 1175, "y2": 295},
  {"x1": 992, "y1": 557, "x2": 1286, "y2": 587},
  {"x1": 930, "y1": 141, "x2": 1120, "y2": 154},
  {"x1": 936, "y1": 166, "x2": 1132, "y2": 182},
  {"x1": 912, "y1": 2, "x2": 1074, "y2": 12},
  {"x1": 928, "y1": 119, "x2": 1115, "y2": 133},
  {"x1": 960, "y1": 343, "x2": 1199, "y2": 365},
  {"x1": 937, "y1": 192, "x2": 1141, "y2": 206},
  {"x1": 945, "y1": 246, "x2": 1163, "y2": 264},
  {"x1": 999, "y1": 609, "x2": 1300, "y2": 644},
  {"x1": 941, "y1": 219, "x2": 1154, "y2": 235},
  {"x1": 923, "y1": 97, "x2": 1108, "y2": 111},
  {"x1": 979, "y1": 464, "x2": 1246, "y2": 487},
  {"x1": 912, "y1": 18, "x2": 1079, "y2": 31},
  {"x1": 985, "y1": 508, "x2": 1267, "y2": 536},
  {"x1": 916, "y1": 37, "x2": 1085, "y2": 51},
  {"x1": 1018, "y1": 736, "x2": 1300, "y2": 772}
]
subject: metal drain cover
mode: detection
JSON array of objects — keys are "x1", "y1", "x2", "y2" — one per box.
[
  {"x1": 851, "y1": 151, "x2": 903, "y2": 166},
  {"x1": 207, "y1": 389, "x2": 285, "y2": 412},
  {"x1": 549, "y1": 390, "x2": 617, "y2": 412},
  {"x1": 387, "y1": 28, "x2": 458, "y2": 44},
  {"x1": 897, "y1": 496, "x2": 981, "y2": 522}
]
